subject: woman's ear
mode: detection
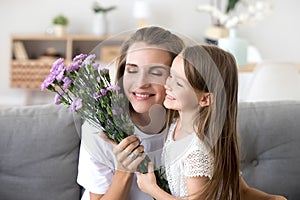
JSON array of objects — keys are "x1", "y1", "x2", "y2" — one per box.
[{"x1": 199, "y1": 93, "x2": 212, "y2": 107}]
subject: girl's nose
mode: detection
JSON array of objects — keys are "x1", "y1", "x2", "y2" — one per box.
[{"x1": 164, "y1": 77, "x2": 172, "y2": 90}]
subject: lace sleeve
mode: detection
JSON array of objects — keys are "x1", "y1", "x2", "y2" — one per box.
[{"x1": 184, "y1": 149, "x2": 212, "y2": 178}]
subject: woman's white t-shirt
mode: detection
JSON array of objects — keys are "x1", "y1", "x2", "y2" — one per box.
[
  {"x1": 163, "y1": 121, "x2": 214, "y2": 198},
  {"x1": 77, "y1": 121, "x2": 165, "y2": 200}
]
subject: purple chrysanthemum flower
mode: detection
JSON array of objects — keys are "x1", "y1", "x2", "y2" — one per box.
[
  {"x1": 92, "y1": 63, "x2": 100, "y2": 70},
  {"x1": 82, "y1": 54, "x2": 97, "y2": 69},
  {"x1": 118, "y1": 107, "x2": 124, "y2": 115},
  {"x1": 93, "y1": 92, "x2": 100, "y2": 99},
  {"x1": 50, "y1": 58, "x2": 65, "y2": 73},
  {"x1": 84, "y1": 54, "x2": 96, "y2": 63},
  {"x1": 112, "y1": 108, "x2": 117, "y2": 115},
  {"x1": 101, "y1": 68, "x2": 109, "y2": 74},
  {"x1": 73, "y1": 54, "x2": 87, "y2": 63},
  {"x1": 111, "y1": 107, "x2": 124, "y2": 116},
  {"x1": 107, "y1": 85, "x2": 120, "y2": 91},
  {"x1": 55, "y1": 69, "x2": 65, "y2": 82},
  {"x1": 96, "y1": 76, "x2": 101, "y2": 82},
  {"x1": 100, "y1": 89, "x2": 107, "y2": 96},
  {"x1": 70, "y1": 98, "x2": 82, "y2": 112},
  {"x1": 66, "y1": 62, "x2": 80, "y2": 72},
  {"x1": 62, "y1": 77, "x2": 72, "y2": 90},
  {"x1": 54, "y1": 93, "x2": 63, "y2": 105},
  {"x1": 41, "y1": 74, "x2": 55, "y2": 91}
]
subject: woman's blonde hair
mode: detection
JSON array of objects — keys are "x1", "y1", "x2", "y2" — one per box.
[{"x1": 115, "y1": 26, "x2": 185, "y2": 85}]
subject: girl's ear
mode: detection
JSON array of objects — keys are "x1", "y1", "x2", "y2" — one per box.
[{"x1": 199, "y1": 93, "x2": 212, "y2": 107}]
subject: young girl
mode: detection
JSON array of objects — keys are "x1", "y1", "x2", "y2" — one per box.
[{"x1": 136, "y1": 44, "x2": 287, "y2": 200}]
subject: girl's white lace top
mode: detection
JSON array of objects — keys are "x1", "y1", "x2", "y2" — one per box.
[{"x1": 162, "y1": 121, "x2": 214, "y2": 198}]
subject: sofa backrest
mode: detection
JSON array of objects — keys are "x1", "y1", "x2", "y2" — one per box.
[
  {"x1": 238, "y1": 101, "x2": 300, "y2": 200},
  {"x1": 0, "y1": 104, "x2": 82, "y2": 200},
  {"x1": 1, "y1": 101, "x2": 299, "y2": 199}
]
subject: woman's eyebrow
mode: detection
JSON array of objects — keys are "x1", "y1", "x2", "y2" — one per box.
[
  {"x1": 149, "y1": 65, "x2": 170, "y2": 70},
  {"x1": 125, "y1": 63, "x2": 138, "y2": 67}
]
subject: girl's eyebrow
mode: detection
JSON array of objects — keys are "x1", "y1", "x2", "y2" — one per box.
[{"x1": 171, "y1": 72, "x2": 187, "y2": 83}]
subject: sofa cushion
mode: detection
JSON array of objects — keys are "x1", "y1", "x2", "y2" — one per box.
[
  {"x1": 0, "y1": 104, "x2": 82, "y2": 200},
  {"x1": 238, "y1": 101, "x2": 300, "y2": 200}
]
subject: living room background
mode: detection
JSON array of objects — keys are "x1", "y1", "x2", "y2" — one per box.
[{"x1": 0, "y1": 0, "x2": 299, "y2": 105}]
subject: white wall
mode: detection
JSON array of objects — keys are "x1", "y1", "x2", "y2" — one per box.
[{"x1": 1, "y1": 0, "x2": 299, "y2": 105}]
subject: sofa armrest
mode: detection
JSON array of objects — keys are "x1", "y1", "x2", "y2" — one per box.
[
  {"x1": 238, "y1": 101, "x2": 300, "y2": 200},
  {"x1": 0, "y1": 104, "x2": 82, "y2": 200}
]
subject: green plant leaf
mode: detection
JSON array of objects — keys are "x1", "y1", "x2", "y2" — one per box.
[{"x1": 226, "y1": 0, "x2": 239, "y2": 13}]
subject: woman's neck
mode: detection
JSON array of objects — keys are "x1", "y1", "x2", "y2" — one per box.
[{"x1": 131, "y1": 105, "x2": 167, "y2": 134}]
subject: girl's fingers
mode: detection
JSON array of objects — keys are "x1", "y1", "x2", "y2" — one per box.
[{"x1": 148, "y1": 162, "x2": 154, "y2": 173}]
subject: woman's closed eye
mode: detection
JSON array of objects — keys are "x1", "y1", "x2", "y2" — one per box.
[
  {"x1": 125, "y1": 64, "x2": 138, "y2": 73},
  {"x1": 148, "y1": 66, "x2": 170, "y2": 77}
]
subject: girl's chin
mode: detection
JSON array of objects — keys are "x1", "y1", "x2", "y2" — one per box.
[{"x1": 163, "y1": 99, "x2": 175, "y2": 110}]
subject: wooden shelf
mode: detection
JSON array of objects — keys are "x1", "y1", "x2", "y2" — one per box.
[
  {"x1": 238, "y1": 63, "x2": 256, "y2": 73},
  {"x1": 10, "y1": 34, "x2": 125, "y2": 89}
]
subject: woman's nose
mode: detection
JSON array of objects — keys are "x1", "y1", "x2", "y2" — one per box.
[{"x1": 135, "y1": 71, "x2": 151, "y2": 88}]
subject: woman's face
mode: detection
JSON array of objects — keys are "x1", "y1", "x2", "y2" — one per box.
[
  {"x1": 123, "y1": 42, "x2": 172, "y2": 114},
  {"x1": 164, "y1": 55, "x2": 200, "y2": 112}
]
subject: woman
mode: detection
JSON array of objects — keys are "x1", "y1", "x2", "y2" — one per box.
[{"x1": 77, "y1": 26, "x2": 185, "y2": 200}]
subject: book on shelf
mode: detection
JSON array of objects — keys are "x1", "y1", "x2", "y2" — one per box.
[{"x1": 13, "y1": 41, "x2": 29, "y2": 60}]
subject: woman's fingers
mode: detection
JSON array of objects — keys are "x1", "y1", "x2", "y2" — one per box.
[
  {"x1": 121, "y1": 145, "x2": 145, "y2": 168},
  {"x1": 113, "y1": 135, "x2": 139, "y2": 153},
  {"x1": 114, "y1": 139, "x2": 140, "y2": 162},
  {"x1": 126, "y1": 152, "x2": 147, "y2": 172},
  {"x1": 98, "y1": 131, "x2": 117, "y2": 147},
  {"x1": 112, "y1": 135, "x2": 147, "y2": 172}
]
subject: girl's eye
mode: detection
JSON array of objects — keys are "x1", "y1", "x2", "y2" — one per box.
[{"x1": 177, "y1": 82, "x2": 183, "y2": 87}]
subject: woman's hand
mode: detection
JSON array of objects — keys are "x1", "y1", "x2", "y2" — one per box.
[
  {"x1": 106, "y1": 134, "x2": 146, "y2": 172},
  {"x1": 136, "y1": 162, "x2": 158, "y2": 194}
]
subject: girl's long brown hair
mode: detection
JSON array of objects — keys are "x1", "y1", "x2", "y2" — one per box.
[{"x1": 173, "y1": 44, "x2": 240, "y2": 199}]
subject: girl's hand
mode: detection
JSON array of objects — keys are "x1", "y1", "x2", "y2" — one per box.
[
  {"x1": 136, "y1": 162, "x2": 158, "y2": 195},
  {"x1": 271, "y1": 196, "x2": 287, "y2": 200}
]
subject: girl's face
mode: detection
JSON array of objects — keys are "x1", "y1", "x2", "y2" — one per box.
[
  {"x1": 123, "y1": 42, "x2": 172, "y2": 114},
  {"x1": 164, "y1": 55, "x2": 200, "y2": 112}
]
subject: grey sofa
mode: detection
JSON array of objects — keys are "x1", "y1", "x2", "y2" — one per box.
[{"x1": 0, "y1": 101, "x2": 299, "y2": 200}]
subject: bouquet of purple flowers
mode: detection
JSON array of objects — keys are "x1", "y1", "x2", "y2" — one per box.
[{"x1": 41, "y1": 53, "x2": 170, "y2": 195}]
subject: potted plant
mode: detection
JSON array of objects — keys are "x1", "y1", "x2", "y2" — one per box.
[
  {"x1": 52, "y1": 15, "x2": 69, "y2": 36},
  {"x1": 197, "y1": 0, "x2": 272, "y2": 44},
  {"x1": 92, "y1": 2, "x2": 116, "y2": 36}
]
